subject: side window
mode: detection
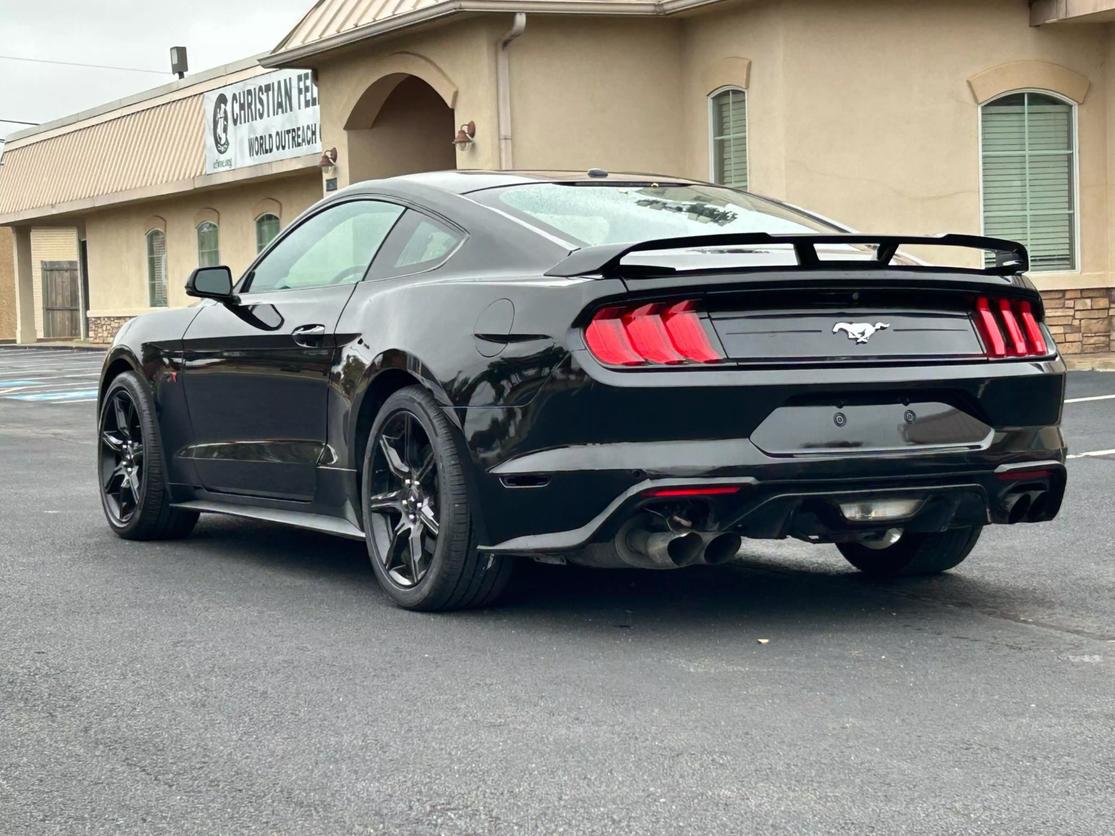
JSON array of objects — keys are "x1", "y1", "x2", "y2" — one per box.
[
  {"x1": 256, "y1": 213, "x2": 280, "y2": 254},
  {"x1": 709, "y1": 87, "x2": 748, "y2": 190},
  {"x1": 246, "y1": 200, "x2": 405, "y2": 294},
  {"x1": 373, "y1": 211, "x2": 465, "y2": 279},
  {"x1": 146, "y1": 229, "x2": 168, "y2": 307}
]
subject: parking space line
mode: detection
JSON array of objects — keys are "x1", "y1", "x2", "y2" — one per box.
[
  {"x1": 7, "y1": 390, "x2": 98, "y2": 403},
  {"x1": 0, "y1": 350, "x2": 105, "y2": 406},
  {"x1": 1068, "y1": 449, "x2": 1115, "y2": 460},
  {"x1": 1065, "y1": 394, "x2": 1115, "y2": 404}
]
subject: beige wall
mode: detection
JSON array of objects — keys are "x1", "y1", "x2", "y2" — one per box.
[
  {"x1": 681, "y1": 0, "x2": 1111, "y2": 288},
  {"x1": 348, "y1": 75, "x2": 457, "y2": 182},
  {"x1": 509, "y1": 16, "x2": 686, "y2": 174},
  {"x1": 0, "y1": 228, "x2": 14, "y2": 341},
  {"x1": 30, "y1": 227, "x2": 80, "y2": 339},
  {"x1": 85, "y1": 172, "x2": 322, "y2": 315},
  {"x1": 314, "y1": 15, "x2": 506, "y2": 186}
]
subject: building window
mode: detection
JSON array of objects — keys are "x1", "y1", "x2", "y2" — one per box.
[
  {"x1": 981, "y1": 91, "x2": 1076, "y2": 272},
  {"x1": 256, "y1": 214, "x2": 280, "y2": 253},
  {"x1": 197, "y1": 222, "x2": 220, "y2": 267},
  {"x1": 146, "y1": 229, "x2": 168, "y2": 307},
  {"x1": 709, "y1": 87, "x2": 748, "y2": 190}
]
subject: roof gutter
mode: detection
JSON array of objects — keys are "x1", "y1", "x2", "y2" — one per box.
[{"x1": 497, "y1": 13, "x2": 527, "y2": 170}]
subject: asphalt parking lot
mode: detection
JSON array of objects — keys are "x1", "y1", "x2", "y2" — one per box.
[{"x1": 1, "y1": 346, "x2": 1113, "y2": 834}]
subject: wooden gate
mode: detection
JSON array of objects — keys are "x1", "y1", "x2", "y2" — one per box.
[{"x1": 42, "y1": 260, "x2": 81, "y2": 339}]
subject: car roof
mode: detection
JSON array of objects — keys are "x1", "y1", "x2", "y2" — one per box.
[{"x1": 345, "y1": 169, "x2": 707, "y2": 196}]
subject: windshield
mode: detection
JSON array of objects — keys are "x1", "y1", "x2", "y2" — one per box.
[{"x1": 470, "y1": 182, "x2": 844, "y2": 246}]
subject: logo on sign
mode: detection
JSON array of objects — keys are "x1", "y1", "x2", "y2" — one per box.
[
  {"x1": 832, "y1": 321, "x2": 890, "y2": 344},
  {"x1": 212, "y1": 93, "x2": 230, "y2": 155}
]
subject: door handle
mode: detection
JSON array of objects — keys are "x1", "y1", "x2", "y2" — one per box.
[{"x1": 292, "y1": 323, "x2": 327, "y2": 347}]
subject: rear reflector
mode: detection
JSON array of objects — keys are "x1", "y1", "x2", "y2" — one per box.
[
  {"x1": 974, "y1": 296, "x2": 1052, "y2": 360},
  {"x1": 586, "y1": 300, "x2": 724, "y2": 367},
  {"x1": 995, "y1": 469, "x2": 1052, "y2": 482},
  {"x1": 644, "y1": 485, "x2": 741, "y2": 498}
]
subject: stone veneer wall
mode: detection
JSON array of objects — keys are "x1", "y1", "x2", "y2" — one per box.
[
  {"x1": 88, "y1": 316, "x2": 133, "y2": 345},
  {"x1": 1039, "y1": 289, "x2": 1113, "y2": 355}
]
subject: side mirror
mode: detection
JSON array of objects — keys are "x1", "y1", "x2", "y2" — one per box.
[{"x1": 186, "y1": 266, "x2": 238, "y2": 303}]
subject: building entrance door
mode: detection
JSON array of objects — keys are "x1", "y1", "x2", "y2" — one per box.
[{"x1": 41, "y1": 260, "x2": 81, "y2": 339}]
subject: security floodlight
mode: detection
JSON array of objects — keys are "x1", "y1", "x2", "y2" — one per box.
[{"x1": 170, "y1": 46, "x2": 188, "y2": 79}]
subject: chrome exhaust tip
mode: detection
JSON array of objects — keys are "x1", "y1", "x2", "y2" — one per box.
[
  {"x1": 701, "y1": 532, "x2": 742, "y2": 565},
  {"x1": 622, "y1": 526, "x2": 704, "y2": 569}
]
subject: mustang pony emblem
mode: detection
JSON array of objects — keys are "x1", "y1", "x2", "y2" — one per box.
[{"x1": 832, "y1": 321, "x2": 890, "y2": 344}]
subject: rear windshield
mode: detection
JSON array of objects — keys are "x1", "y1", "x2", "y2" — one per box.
[{"x1": 470, "y1": 182, "x2": 843, "y2": 246}]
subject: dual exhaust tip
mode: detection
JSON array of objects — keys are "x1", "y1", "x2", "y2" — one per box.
[
  {"x1": 622, "y1": 526, "x2": 742, "y2": 570},
  {"x1": 1004, "y1": 489, "x2": 1051, "y2": 525}
]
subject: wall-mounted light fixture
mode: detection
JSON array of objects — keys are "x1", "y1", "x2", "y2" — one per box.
[
  {"x1": 319, "y1": 147, "x2": 338, "y2": 171},
  {"x1": 453, "y1": 121, "x2": 476, "y2": 148}
]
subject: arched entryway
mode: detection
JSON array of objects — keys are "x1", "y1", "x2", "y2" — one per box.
[{"x1": 345, "y1": 74, "x2": 456, "y2": 183}]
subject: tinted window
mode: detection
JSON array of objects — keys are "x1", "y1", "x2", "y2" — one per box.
[
  {"x1": 247, "y1": 200, "x2": 405, "y2": 294},
  {"x1": 374, "y1": 212, "x2": 465, "y2": 279},
  {"x1": 472, "y1": 182, "x2": 838, "y2": 247}
]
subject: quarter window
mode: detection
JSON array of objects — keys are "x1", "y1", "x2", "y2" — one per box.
[
  {"x1": 146, "y1": 230, "x2": 168, "y2": 307},
  {"x1": 373, "y1": 212, "x2": 465, "y2": 279},
  {"x1": 246, "y1": 200, "x2": 405, "y2": 294},
  {"x1": 197, "y1": 222, "x2": 220, "y2": 267},
  {"x1": 256, "y1": 213, "x2": 281, "y2": 253},
  {"x1": 710, "y1": 87, "x2": 748, "y2": 190},
  {"x1": 981, "y1": 92, "x2": 1076, "y2": 272}
]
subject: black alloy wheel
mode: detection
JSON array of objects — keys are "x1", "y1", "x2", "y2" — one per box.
[
  {"x1": 99, "y1": 389, "x2": 145, "y2": 525},
  {"x1": 97, "y1": 371, "x2": 198, "y2": 540},
  {"x1": 367, "y1": 410, "x2": 440, "y2": 588},
  {"x1": 362, "y1": 386, "x2": 512, "y2": 610}
]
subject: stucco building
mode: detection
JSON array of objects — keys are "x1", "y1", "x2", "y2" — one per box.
[
  {"x1": 2, "y1": 0, "x2": 1115, "y2": 351},
  {"x1": 0, "y1": 229, "x2": 15, "y2": 341}
]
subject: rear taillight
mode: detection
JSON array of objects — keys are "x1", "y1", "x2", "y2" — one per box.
[
  {"x1": 974, "y1": 296, "x2": 1052, "y2": 359},
  {"x1": 584, "y1": 300, "x2": 724, "y2": 366}
]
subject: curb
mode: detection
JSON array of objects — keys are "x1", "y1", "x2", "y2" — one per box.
[
  {"x1": 0, "y1": 342, "x2": 104, "y2": 352},
  {"x1": 1065, "y1": 353, "x2": 1115, "y2": 372}
]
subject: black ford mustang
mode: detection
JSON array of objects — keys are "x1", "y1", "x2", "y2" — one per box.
[{"x1": 97, "y1": 171, "x2": 1067, "y2": 610}]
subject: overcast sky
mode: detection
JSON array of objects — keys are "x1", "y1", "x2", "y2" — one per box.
[{"x1": 0, "y1": 0, "x2": 313, "y2": 140}]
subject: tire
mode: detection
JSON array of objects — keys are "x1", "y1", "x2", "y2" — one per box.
[
  {"x1": 361, "y1": 386, "x2": 512, "y2": 611},
  {"x1": 97, "y1": 372, "x2": 199, "y2": 541},
  {"x1": 837, "y1": 526, "x2": 982, "y2": 578}
]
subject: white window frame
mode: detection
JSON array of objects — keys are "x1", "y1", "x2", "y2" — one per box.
[
  {"x1": 707, "y1": 86, "x2": 749, "y2": 190},
  {"x1": 977, "y1": 88, "x2": 1080, "y2": 275}
]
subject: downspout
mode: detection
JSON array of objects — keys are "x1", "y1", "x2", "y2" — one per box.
[{"x1": 497, "y1": 12, "x2": 527, "y2": 170}]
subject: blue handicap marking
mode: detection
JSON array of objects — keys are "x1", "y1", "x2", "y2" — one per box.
[
  {"x1": 0, "y1": 380, "x2": 44, "y2": 387},
  {"x1": 8, "y1": 389, "x2": 99, "y2": 402}
]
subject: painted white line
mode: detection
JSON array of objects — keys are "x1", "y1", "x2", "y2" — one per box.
[
  {"x1": 1065, "y1": 394, "x2": 1115, "y2": 404},
  {"x1": 1067, "y1": 449, "x2": 1115, "y2": 460}
]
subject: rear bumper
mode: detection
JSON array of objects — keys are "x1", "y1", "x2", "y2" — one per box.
[
  {"x1": 479, "y1": 444, "x2": 1066, "y2": 553},
  {"x1": 463, "y1": 354, "x2": 1067, "y2": 552}
]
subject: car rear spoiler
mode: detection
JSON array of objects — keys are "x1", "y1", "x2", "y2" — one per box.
[{"x1": 544, "y1": 233, "x2": 1029, "y2": 278}]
